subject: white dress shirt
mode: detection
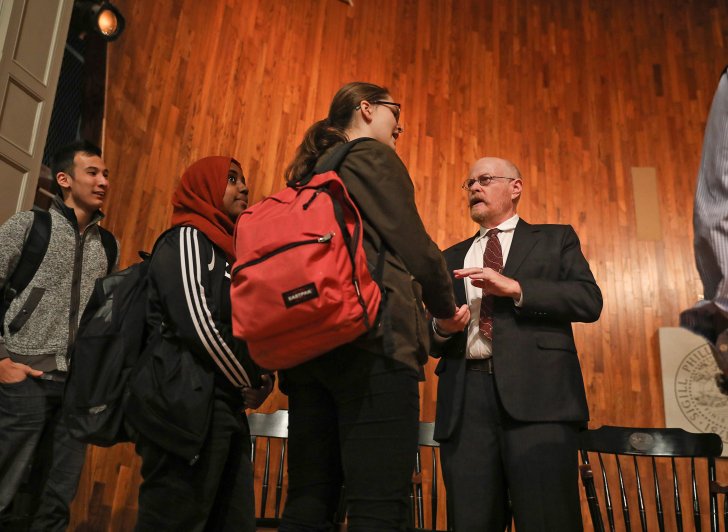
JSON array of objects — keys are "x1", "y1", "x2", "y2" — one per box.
[{"x1": 461, "y1": 214, "x2": 520, "y2": 359}]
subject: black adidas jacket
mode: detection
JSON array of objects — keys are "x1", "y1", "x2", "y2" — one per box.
[{"x1": 125, "y1": 226, "x2": 260, "y2": 462}]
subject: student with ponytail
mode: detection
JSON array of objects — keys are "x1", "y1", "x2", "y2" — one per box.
[{"x1": 278, "y1": 82, "x2": 468, "y2": 532}]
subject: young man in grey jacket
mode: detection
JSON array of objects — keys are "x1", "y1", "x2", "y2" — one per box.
[{"x1": 0, "y1": 140, "x2": 118, "y2": 531}]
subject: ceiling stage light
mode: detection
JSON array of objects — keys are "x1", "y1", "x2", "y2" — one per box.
[{"x1": 72, "y1": 1, "x2": 126, "y2": 42}]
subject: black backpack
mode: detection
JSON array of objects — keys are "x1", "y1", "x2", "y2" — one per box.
[
  {"x1": 0, "y1": 207, "x2": 117, "y2": 334},
  {"x1": 62, "y1": 233, "x2": 167, "y2": 446}
]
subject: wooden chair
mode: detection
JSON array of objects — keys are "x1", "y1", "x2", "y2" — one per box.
[
  {"x1": 579, "y1": 425, "x2": 727, "y2": 532},
  {"x1": 248, "y1": 415, "x2": 456, "y2": 531},
  {"x1": 410, "y1": 421, "x2": 451, "y2": 531},
  {"x1": 248, "y1": 409, "x2": 289, "y2": 529}
]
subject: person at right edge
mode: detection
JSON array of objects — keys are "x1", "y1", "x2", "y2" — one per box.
[
  {"x1": 278, "y1": 81, "x2": 468, "y2": 532},
  {"x1": 431, "y1": 156, "x2": 603, "y2": 532}
]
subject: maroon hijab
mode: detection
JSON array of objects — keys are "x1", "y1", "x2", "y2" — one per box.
[{"x1": 170, "y1": 156, "x2": 238, "y2": 260}]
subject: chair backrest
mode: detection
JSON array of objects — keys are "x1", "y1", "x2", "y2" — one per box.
[
  {"x1": 249, "y1": 410, "x2": 289, "y2": 528},
  {"x1": 578, "y1": 425, "x2": 724, "y2": 532}
]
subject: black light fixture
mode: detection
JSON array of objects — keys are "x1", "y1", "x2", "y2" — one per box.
[{"x1": 71, "y1": 1, "x2": 126, "y2": 42}]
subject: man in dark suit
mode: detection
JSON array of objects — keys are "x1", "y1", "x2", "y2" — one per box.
[{"x1": 431, "y1": 157, "x2": 602, "y2": 532}]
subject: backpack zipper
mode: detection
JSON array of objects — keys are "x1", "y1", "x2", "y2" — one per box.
[
  {"x1": 232, "y1": 233, "x2": 334, "y2": 275},
  {"x1": 302, "y1": 189, "x2": 323, "y2": 210},
  {"x1": 352, "y1": 278, "x2": 371, "y2": 329}
]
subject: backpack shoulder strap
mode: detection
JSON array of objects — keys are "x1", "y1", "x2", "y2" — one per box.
[
  {"x1": 326, "y1": 138, "x2": 389, "y2": 285},
  {"x1": 134, "y1": 227, "x2": 180, "y2": 266},
  {"x1": 98, "y1": 226, "x2": 118, "y2": 274},
  {"x1": 316, "y1": 137, "x2": 372, "y2": 174},
  {"x1": 6, "y1": 207, "x2": 52, "y2": 299},
  {"x1": 150, "y1": 227, "x2": 179, "y2": 255},
  {"x1": 294, "y1": 138, "x2": 374, "y2": 187}
]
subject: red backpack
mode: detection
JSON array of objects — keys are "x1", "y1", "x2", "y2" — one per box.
[{"x1": 231, "y1": 139, "x2": 382, "y2": 370}]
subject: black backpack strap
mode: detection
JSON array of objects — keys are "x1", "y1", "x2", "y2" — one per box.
[
  {"x1": 1, "y1": 208, "x2": 51, "y2": 333},
  {"x1": 293, "y1": 137, "x2": 374, "y2": 187},
  {"x1": 150, "y1": 227, "x2": 180, "y2": 256},
  {"x1": 328, "y1": 138, "x2": 387, "y2": 285},
  {"x1": 5, "y1": 208, "x2": 52, "y2": 301},
  {"x1": 98, "y1": 226, "x2": 118, "y2": 274},
  {"x1": 309, "y1": 137, "x2": 389, "y2": 286},
  {"x1": 137, "y1": 227, "x2": 182, "y2": 269},
  {"x1": 317, "y1": 137, "x2": 372, "y2": 174}
]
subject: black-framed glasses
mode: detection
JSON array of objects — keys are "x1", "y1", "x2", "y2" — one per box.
[
  {"x1": 355, "y1": 100, "x2": 401, "y2": 123},
  {"x1": 461, "y1": 175, "x2": 516, "y2": 190},
  {"x1": 371, "y1": 100, "x2": 401, "y2": 122}
]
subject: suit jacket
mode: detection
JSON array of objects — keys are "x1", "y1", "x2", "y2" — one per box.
[{"x1": 432, "y1": 219, "x2": 602, "y2": 441}]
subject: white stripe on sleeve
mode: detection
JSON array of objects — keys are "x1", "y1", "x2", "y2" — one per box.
[{"x1": 179, "y1": 227, "x2": 251, "y2": 388}]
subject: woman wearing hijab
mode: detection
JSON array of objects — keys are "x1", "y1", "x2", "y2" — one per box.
[{"x1": 126, "y1": 156, "x2": 272, "y2": 532}]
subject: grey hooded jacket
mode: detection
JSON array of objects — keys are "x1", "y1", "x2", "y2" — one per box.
[{"x1": 0, "y1": 196, "x2": 117, "y2": 372}]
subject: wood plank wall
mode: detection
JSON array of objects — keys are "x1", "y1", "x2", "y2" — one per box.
[{"x1": 69, "y1": 0, "x2": 728, "y2": 529}]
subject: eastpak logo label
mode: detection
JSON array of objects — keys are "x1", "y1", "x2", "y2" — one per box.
[{"x1": 282, "y1": 283, "x2": 319, "y2": 308}]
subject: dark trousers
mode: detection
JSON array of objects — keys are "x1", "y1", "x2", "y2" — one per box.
[
  {"x1": 134, "y1": 395, "x2": 255, "y2": 532},
  {"x1": 439, "y1": 369, "x2": 583, "y2": 532},
  {"x1": 279, "y1": 348, "x2": 420, "y2": 532},
  {"x1": 0, "y1": 375, "x2": 86, "y2": 532}
]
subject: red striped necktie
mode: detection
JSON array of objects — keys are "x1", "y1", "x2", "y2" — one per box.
[{"x1": 478, "y1": 228, "x2": 503, "y2": 340}]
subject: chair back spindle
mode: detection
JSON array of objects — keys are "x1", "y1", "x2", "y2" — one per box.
[
  {"x1": 652, "y1": 456, "x2": 665, "y2": 531},
  {"x1": 672, "y1": 457, "x2": 684, "y2": 532}
]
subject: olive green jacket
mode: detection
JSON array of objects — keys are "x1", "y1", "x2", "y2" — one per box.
[{"x1": 316, "y1": 139, "x2": 455, "y2": 370}]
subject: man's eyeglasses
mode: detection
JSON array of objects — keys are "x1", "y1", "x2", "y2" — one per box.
[
  {"x1": 355, "y1": 100, "x2": 401, "y2": 123},
  {"x1": 461, "y1": 175, "x2": 516, "y2": 190}
]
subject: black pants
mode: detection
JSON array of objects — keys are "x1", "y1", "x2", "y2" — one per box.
[
  {"x1": 0, "y1": 375, "x2": 86, "y2": 532},
  {"x1": 439, "y1": 369, "x2": 583, "y2": 532},
  {"x1": 279, "y1": 348, "x2": 420, "y2": 532},
  {"x1": 134, "y1": 394, "x2": 255, "y2": 532}
]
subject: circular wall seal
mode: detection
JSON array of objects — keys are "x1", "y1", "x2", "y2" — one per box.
[{"x1": 674, "y1": 343, "x2": 728, "y2": 441}]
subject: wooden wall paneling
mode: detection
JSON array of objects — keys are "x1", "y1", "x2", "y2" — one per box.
[{"x1": 62, "y1": 0, "x2": 728, "y2": 529}]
